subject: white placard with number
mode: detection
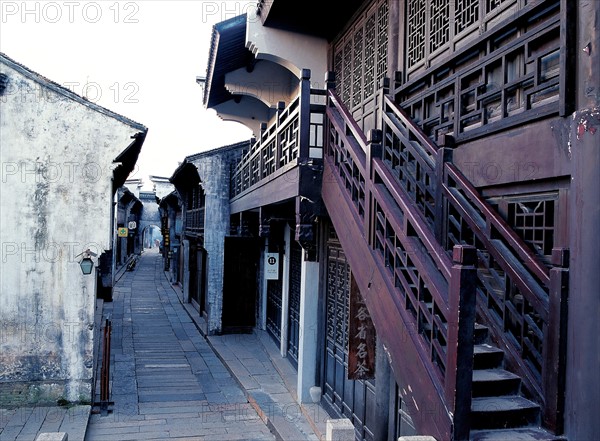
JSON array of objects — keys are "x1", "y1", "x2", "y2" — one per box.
[{"x1": 265, "y1": 253, "x2": 279, "y2": 280}]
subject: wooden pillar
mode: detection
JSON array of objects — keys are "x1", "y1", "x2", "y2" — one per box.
[
  {"x1": 365, "y1": 129, "x2": 382, "y2": 246},
  {"x1": 446, "y1": 245, "x2": 477, "y2": 441},
  {"x1": 543, "y1": 247, "x2": 569, "y2": 433}
]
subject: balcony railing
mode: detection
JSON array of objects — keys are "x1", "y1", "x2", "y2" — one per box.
[{"x1": 230, "y1": 69, "x2": 326, "y2": 199}]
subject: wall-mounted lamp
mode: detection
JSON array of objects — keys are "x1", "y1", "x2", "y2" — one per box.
[{"x1": 77, "y1": 249, "x2": 97, "y2": 275}]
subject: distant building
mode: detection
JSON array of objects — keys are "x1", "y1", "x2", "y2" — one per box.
[
  {"x1": 149, "y1": 175, "x2": 174, "y2": 200},
  {"x1": 0, "y1": 53, "x2": 147, "y2": 406},
  {"x1": 170, "y1": 141, "x2": 250, "y2": 333},
  {"x1": 138, "y1": 191, "x2": 162, "y2": 249},
  {"x1": 113, "y1": 186, "x2": 143, "y2": 271},
  {"x1": 158, "y1": 190, "x2": 183, "y2": 284}
]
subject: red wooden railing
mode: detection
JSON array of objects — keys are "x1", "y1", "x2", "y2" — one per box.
[
  {"x1": 379, "y1": 87, "x2": 568, "y2": 432},
  {"x1": 324, "y1": 85, "x2": 478, "y2": 440}
]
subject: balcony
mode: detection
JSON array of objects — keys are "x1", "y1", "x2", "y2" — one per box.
[{"x1": 229, "y1": 69, "x2": 326, "y2": 214}]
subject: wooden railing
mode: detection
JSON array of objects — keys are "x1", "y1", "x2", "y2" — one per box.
[
  {"x1": 230, "y1": 69, "x2": 326, "y2": 199},
  {"x1": 324, "y1": 86, "x2": 477, "y2": 440},
  {"x1": 380, "y1": 87, "x2": 568, "y2": 432}
]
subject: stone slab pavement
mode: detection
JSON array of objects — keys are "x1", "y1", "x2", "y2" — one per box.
[
  {"x1": 1, "y1": 248, "x2": 332, "y2": 441},
  {"x1": 0, "y1": 406, "x2": 89, "y2": 441},
  {"x1": 85, "y1": 248, "x2": 276, "y2": 441},
  {"x1": 172, "y1": 277, "x2": 332, "y2": 441}
]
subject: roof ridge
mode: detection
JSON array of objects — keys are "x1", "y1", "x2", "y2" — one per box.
[{"x1": 0, "y1": 51, "x2": 147, "y2": 132}]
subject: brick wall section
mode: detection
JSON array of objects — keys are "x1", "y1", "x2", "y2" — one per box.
[{"x1": 188, "y1": 141, "x2": 249, "y2": 334}]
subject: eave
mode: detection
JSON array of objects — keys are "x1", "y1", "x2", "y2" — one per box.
[
  {"x1": 203, "y1": 14, "x2": 254, "y2": 109},
  {"x1": 256, "y1": 0, "x2": 368, "y2": 41}
]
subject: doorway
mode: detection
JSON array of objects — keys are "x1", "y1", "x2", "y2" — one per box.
[{"x1": 222, "y1": 237, "x2": 260, "y2": 333}]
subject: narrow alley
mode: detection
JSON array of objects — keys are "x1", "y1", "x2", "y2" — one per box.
[{"x1": 85, "y1": 249, "x2": 275, "y2": 441}]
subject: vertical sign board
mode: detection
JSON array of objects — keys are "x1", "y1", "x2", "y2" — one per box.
[
  {"x1": 265, "y1": 253, "x2": 280, "y2": 280},
  {"x1": 348, "y1": 274, "x2": 376, "y2": 380}
]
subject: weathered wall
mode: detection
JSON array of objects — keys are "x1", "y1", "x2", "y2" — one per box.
[
  {"x1": 191, "y1": 145, "x2": 246, "y2": 334},
  {"x1": 0, "y1": 58, "x2": 143, "y2": 405}
]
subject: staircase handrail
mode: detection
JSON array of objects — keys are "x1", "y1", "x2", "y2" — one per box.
[
  {"x1": 328, "y1": 90, "x2": 368, "y2": 149},
  {"x1": 444, "y1": 164, "x2": 551, "y2": 285},
  {"x1": 383, "y1": 94, "x2": 438, "y2": 157},
  {"x1": 381, "y1": 85, "x2": 567, "y2": 431},
  {"x1": 325, "y1": 86, "x2": 477, "y2": 440},
  {"x1": 382, "y1": 93, "x2": 551, "y2": 287},
  {"x1": 374, "y1": 159, "x2": 452, "y2": 283}
]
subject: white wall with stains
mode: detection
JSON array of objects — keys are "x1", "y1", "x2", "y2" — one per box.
[{"x1": 0, "y1": 55, "x2": 145, "y2": 405}]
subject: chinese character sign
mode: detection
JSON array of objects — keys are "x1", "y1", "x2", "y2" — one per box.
[{"x1": 348, "y1": 274, "x2": 376, "y2": 380}]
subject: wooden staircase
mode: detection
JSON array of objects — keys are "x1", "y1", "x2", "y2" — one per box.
[
  {"x1": 470, "y1": 324, "x2": 564, "y2": 440},
  {"x1": 321, "y1": 79, "x2": 569, "y2": 440}
]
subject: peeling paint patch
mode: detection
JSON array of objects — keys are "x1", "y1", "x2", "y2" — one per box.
[{"x1": 575, "y1": 108, "x2": 600, "y2": 140}]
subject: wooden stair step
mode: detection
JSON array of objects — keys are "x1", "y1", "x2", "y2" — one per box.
[
  {"x1": 473, "y1": 344, "x2": 505, "y2": 369},
  {"x1": 474, "y1": 323, "x2": 489, "y2": 345},
  {"x1": 470, "y1": 427, "x2": 566, "y2": 441},
  {"x1": 472, "y1": 369, "x2": 521, "y2": 397},
  {"x1": 471, "y1": 396, "x2": 540, "y2": 429}
]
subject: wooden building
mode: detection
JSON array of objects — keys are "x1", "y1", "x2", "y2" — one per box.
[{"x1": 202, "y1": 1, "x2": 599, "y2": 440}]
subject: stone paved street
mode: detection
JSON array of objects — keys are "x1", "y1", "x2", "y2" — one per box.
[{"x1": 85, "y1": 249, "x2": 275, "y2": 441}]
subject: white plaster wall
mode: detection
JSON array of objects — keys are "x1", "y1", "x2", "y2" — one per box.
[
  {"x1": 151, "y1": 180, "x2": 174, "y2": 200},
  {"x1": 213, "y1": 97, "x2": 271, "y2": 137},
  {"x1": 0, "y1": 61, "x2": 142, "y2": 404},
  {"x1": 123, "y1": 179, "x2": 143, "y2": 198},
  {"x1": 225, "y1": 60, "x2": 297, "y2": 108},
  {"x1": 246, "y1": 13, "x2": 328, "y2": 86}
]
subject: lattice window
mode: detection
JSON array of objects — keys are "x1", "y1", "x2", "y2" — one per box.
[
  {"x1": 407, "y1": 0, "x2": 426, "y2": 68},
  {"x1": 429, "y1": 0, "x2": 450, "y2": 54},
  {"x1": 326, "y1": 260, "x2": 337, "y2": 341},
  {"x1": 364, "y1": 13, "x2": 376, "y2": 100},
  {"x1": 507, "y1": 199, "x2": 555, "y2": 258},
  {"x1": 332, "y1": 0, "x2": 389, "y2": 112},
  {"x1": 342, "y1": 40, "x2": 353, "y2": 107},
  {"x1": 406, "y1": 0, "x2": 526, "y2": 76},
  {"x1": 353, "y1": 28, "x2": 364, "y2": 107},
  {"x1": 401, "y1": 1, "x2": 560, "y2": 140},
  {"x1": 456, "y1": 0, "x2": 479, "y2": 34},
  {"x1": 334, "y1": 49, "x2": 344, "y2": 99},
  {"x1": 377, "y1": 1, "x2": 389, "y2": 83},
  {"x1": 326, "y1": 247, "x2": 350, "y2": 350}
]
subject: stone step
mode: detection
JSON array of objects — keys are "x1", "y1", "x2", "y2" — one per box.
[
  {"x1": 470, "y1": 427, "x2": 566, "y2": 441},
  {"x1": 471, "y1": 396, "x2": 540, "y2": 430},
  {"x1": 472, "y1": 369, "x2": 521, "y2": 397},
  {"x1": 473, "y1": 344, "x2": 505, "y2": 369},
  {"x1": 474, "y1": 323, "x2": 490, "y2": 345}
]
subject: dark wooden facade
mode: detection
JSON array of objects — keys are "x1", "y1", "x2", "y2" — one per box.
[
  {"x1": 203, "y1": 0, "x2": 599, "y2": 439},
  {"x1": 320, "y1": 0, "x2": 595, "y2": 439}
]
